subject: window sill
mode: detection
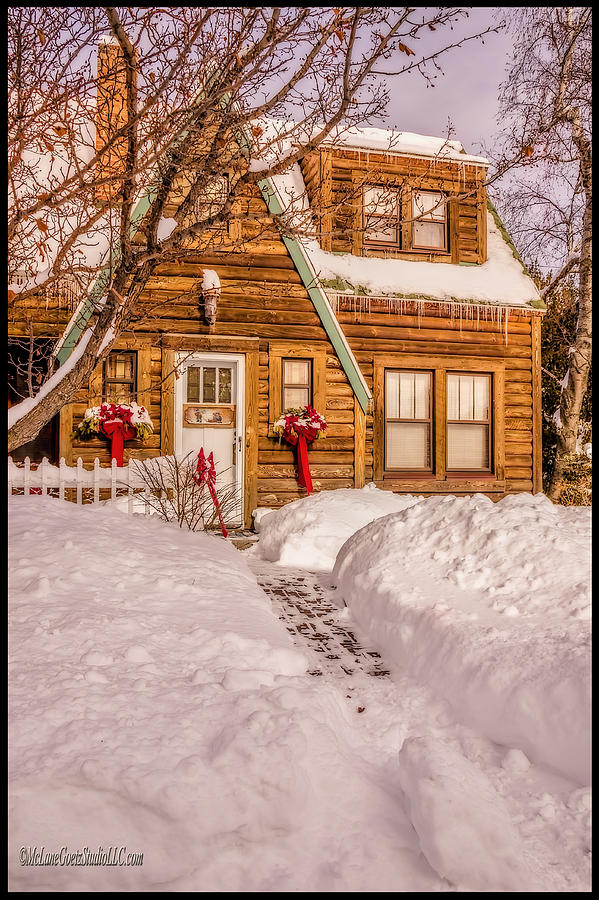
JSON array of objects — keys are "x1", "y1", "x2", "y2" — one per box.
[{"x1": 379, "y1": 476, "x2": 506, "y2": 493}]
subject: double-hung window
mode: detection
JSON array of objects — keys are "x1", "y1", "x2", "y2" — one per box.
[
  {"x1": 385, "y1": 370, "x2": 433, "y2": 471},
  {"x1": 446, "y1": 373, "x2": 491, "y2": 471},
  {"x1": 103, "y1": 351, "x2": 136, "y2": 403},
  {"x1": 412, "y1": 190, "x2": 447, "y2": 251},
  {"x1": 381, "y1": 366, "x2": 495, "y2": 477},
  {"x1": 363, "y1": 185, "x2": 402, "y2": 248},
  {"x1": 282, "y1": 358, "x2": 312, "y2": 410}
]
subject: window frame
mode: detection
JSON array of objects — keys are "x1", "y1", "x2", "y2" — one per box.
[
  {"x1": 268, "y1": 343, "x2": 326, "y2": 436},
  {"x1": 103, "y1": 350, "x2": 137, "y2": 403},
  {"x1": 373, "y1": 355, "x2": 505, "y2": 492},
  {"x1": 281, "y1": 357, "x2": 313, "y2": 412},
  {"x1": 445, "y1": 372, "x2": 493, "y2": 474},
  {"x1": 384, "y1": 368, "x2": 434, "y2": 474},
  {"x1": 362, "y1": 183, "x2": 403, "y2": 250},
  {"x1": 411, "y1": 189, "x2": 448, "y2": 253}
]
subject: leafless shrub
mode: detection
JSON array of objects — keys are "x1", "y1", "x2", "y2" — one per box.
[{"x1": 130, "y1": 453, "x2": 241, "y2": 531}]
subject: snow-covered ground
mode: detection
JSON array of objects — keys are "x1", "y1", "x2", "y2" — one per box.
[{"x1": 9, "y1": 492, "x2": 591, "y2": 891}]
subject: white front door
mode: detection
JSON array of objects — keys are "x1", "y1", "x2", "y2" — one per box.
[{"x1": 174, "y1": 352, "x2": 244, "y2": 526}]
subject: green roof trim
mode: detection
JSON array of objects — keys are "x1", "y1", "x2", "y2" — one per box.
[
  {"x1": 486, "y1": 199, "x2": 528, "y2": 272},
  {"x1": 257, "y1": 178, "x2": 371, "y2": 412}
]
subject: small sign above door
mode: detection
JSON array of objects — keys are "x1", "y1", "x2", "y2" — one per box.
[{"x1": 183, "y1": 404, "x2": 236, "y2": 427}]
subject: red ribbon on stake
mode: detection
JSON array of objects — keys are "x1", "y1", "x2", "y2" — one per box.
[{"x1": 193, "y1": 448, "x2": 228, "y2": 538}]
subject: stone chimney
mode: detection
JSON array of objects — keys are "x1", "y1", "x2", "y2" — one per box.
[{"x1": 95, "y1": 38, "x2": 136, "y2": 205}]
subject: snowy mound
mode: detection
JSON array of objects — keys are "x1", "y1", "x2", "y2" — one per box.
[
  {"x1": 333, "y1": 493, "x2": 591, "y2": 784},
  {"x1": 256, "y1": 484, "x2": 421, "y2": 572}
]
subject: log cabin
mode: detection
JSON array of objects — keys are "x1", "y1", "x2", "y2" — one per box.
[{"x1": 8, "y1": 49, "x2": 544, "y2": 527}]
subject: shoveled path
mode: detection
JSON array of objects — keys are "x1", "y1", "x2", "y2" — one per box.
[{"x1": 238, "y1": 542, "x2": 390, "y2": 679}]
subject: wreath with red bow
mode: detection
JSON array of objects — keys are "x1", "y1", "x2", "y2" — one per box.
[
  {"x1": 75, "y1": 402, "x2": 153, "y2": 465},
  {"x1": 273, "y1": 405, "x2": 327, "y2": 494}
]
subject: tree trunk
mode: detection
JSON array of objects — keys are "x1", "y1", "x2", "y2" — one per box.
[{"x1": 547, "y1": 192, "x2": 592, "y2": 501}]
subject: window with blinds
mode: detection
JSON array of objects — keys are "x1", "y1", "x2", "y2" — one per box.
[
  {"x1": 282, "y1": 358, "x2": 312, "y2": 410},
  {"x1": 412, "y1": 190, "x2": 447, "y2": 251},
  {"x1": 363, "y1": 185, "x2": 402, "y2": 248},
  {"x1": 103, "y1": 351, "x2": 136, "y2": 402},
  {"x1": 446, "y1": 373, "x2": 491, "y2": 471},
  {"x1": 385, "y1": 369, "x2": 433, "y2": 471}
]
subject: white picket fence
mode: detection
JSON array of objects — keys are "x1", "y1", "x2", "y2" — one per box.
[{"x1": 8, "y1": 456, "x2": 151, "y2": 513}]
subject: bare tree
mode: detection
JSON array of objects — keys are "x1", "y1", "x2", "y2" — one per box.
[
  {"x1": 8, "y1": 6, "x2": 493, "y2": 453},
  {"x1": 489, "y1": 7, "x2": 592, "y2": 502}
]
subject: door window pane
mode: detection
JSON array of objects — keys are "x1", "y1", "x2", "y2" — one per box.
[
  {"x1": 218, "y1": 367, "x2": 232, "y2": 403},
  {"x1": 202, "y1": 367, "x2": 216, "y2": 403},
  {"x1": 187, "y1": 366, "x2": 201, "y2": 403}
]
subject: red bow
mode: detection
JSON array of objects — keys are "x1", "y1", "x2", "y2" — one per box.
[
  {"x1": 99, "y1": 419, "x2": 136, "y2": 466},
  {"x1": 193, "y1": 448, "x2": 228, "y2": 538}
]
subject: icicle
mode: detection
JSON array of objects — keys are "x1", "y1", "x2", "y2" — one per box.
[{"x1": 504, "y1": 306, "x2": 510, "y2": 346}]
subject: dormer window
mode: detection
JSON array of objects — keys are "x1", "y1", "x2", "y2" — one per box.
[
  {"x1": 363, "y1": 185, "x2": 402, "y2": 248},
  {"x1": 412, "y1": 190, "x2": 447, "y2": 251}
]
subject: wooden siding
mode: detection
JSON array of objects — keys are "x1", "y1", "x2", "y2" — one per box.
[
  {"x1": 334, "y1": 300, "x2": 540, "y2": 497},
  {"x1": 9, "y1": 158, "x2": 541, "y2": 521}
]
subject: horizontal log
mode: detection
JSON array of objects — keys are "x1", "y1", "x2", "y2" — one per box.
[
  {"x1": 505, "y1": 467, "x2": 533, "y2": 479},
  {"x1": 334, "y1": 309, "x2": 531, "y2": 334},
  {"x1": 505, "y1": 441, "x2": 533, "y2": 455},
  {"x1": 257, "y1": 464, "x2": 354, "y2": 479},
  {"x1": 324, "y1": 410, "x2": 354, "y2": 424},
  {"x1": 505, "y1": 479, "x2": 533, "y2": 491},
  {"x1": 505, "y1": 455, "x2": 533, "y2": 467},
  {"x1": 259, "y1": 437, "x2": 353, "y2": 451},
  {"x1": 338, "y1": 320, "x2": 531, "y2": 346},
  {"x1": 349, "y1": 341, "x2": 532, "y2": 359},
  {"x1": 258, "y1": 477, "x2": 354, "y2": 492},
  {"x1": 259, "y1": 450, "x2": 354, "y2": 464},
  {"x1": 325, "y1": 397, "x2": 354, "y2": 410}
]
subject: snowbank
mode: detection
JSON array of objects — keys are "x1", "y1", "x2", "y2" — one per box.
[
  {"x1": 333, "y1": 493, "x2": 591, "y2": 784},
  {"x1": 9, "y1": 496, "x2": 446, "y2": 892},
  {"x1": 398, "y1": 736, "x2": 540, "y2": 892},
  {"x1": 257, "y1": 484, "x2": 421, "y2": 571}
]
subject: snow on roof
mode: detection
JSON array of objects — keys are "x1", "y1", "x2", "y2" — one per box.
[
  {"x1": 267, "y1": 160, "x2": 540, "y2": 309},
  {"x1": 320, "y1": 125, "x2": 489, "y2": 167},
  {"x1": 252, "y1": 117, "x2": 488, "y2": 168},
  {"x1": 307, "y1": 213, "x2": 540, "y2": 308}
]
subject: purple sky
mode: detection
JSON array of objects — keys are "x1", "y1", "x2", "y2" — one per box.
[{"x1": 374, "y1": 8, "x2": 511, "y2": 157}]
